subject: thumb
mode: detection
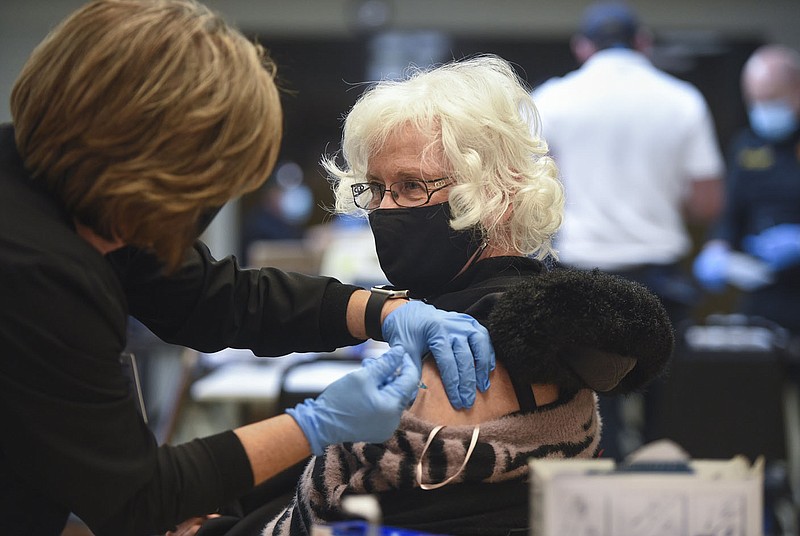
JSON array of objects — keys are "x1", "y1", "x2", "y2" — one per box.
[
  {"x1": 381, "y1": 353, "x2": 421, "y2": 404},
  {"x1": 362, "y1": 346, "x2": 407, "y2": 379}
]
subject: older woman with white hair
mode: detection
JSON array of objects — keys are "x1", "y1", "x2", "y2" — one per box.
[
  {"x1": 328, "y1": 54, "x2": 563, "y2": 292},
  {"x1": 254, "y1": 55, "x2": 672, "y2": 536}
]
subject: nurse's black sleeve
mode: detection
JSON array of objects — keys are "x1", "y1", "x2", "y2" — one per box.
[
  {"x1": 1, "y1": 253, "x2": 256, "y2": 536},
  {"x1": 108, "y1": 242, "x2": 363, "y2": 356},
  {"x1": 91, "y1": 432, "x2": 254, "y2": 536}
]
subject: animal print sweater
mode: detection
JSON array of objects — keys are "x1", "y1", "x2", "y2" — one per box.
[{"x1": 263, "y1": 388, "x2": 599, "y2": 536}]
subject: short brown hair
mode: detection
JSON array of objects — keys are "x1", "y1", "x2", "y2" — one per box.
[{"x1": 11, "y1": 0, "x2": 282, "y2": 270}]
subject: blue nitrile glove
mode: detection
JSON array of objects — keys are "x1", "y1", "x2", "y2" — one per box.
[
  {"x1": 742, "y1": 223, "x2": 800, "y2": 271},
  {"x1": 692, "y1": 242, "x2": 731, "y2": 292},
  {"x1": 287, "y1": 346, "x2": 420, "y2": 456},
  {"x1": 381, "y1": 300, "x2": 495, "y2": 410}
]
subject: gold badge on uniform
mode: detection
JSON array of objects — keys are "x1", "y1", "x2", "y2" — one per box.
[{"x1": 738, "y1": 146, "x2": 775, "y2": 170}]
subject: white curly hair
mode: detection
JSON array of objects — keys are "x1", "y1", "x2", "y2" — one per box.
[{"x1": 324, "y1": 55, "x2": 564, "y2": 260}]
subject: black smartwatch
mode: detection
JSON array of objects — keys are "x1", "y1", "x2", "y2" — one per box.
[{"x1": 365, "y1": 285, "x2": 409, "y2": 341}]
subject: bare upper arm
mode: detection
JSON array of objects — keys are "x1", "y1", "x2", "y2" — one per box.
[{"x1": 685, "y1": 176, "x2": 724, "y2": 224}]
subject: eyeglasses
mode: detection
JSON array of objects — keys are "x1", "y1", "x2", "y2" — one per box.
[{"x1": 350, "y1": 178, "x2": 452, "y2": 211}]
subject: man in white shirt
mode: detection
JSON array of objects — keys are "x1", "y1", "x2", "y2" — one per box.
[{"x1": 532, "y1": 0, "x2": 725, "y2": 460}]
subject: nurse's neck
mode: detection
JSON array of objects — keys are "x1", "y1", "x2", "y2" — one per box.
[{"x1": 74, "y1": 220, "x2": 125, "y2": 255}]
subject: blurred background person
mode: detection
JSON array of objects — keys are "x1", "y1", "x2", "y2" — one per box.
[
  {"x1": 689, "y1": 47, "x2": 800, "y2": 534},
  {"x1": 240, "y1": 162, "x2": 314, "y2": 265},
  {"x1": 532, "y1": 0, "x2": 725, "y2": 460},
  {"x1": 693, "y1": 44, "x2": 800, "y2": 337}
]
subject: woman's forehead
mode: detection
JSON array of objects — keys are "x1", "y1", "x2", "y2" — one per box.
[
  {"x1": 368, "y1": 126, "x2": 447, "y2": 177},
  {"x1": 382, "y1": 124, "x2": 439, "y2": 152}
]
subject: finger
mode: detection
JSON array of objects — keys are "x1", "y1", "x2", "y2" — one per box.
[
  {"x1": 468, "y1": 322, "x2": 495, "y2": 392},
  {"x1": 363, "y1": 346, "x2": 406, "y2": 381},
  {"x1": 452, "y1": 336, "x2": 477, "y2": 408},
  {"x1": 383, "y1": 352, "x2": 422, "y2": 407},
  {"x1": 362, "y1": 346, "x2": 403, "y2": 370},
  {"x1": 407, "y1": 386, "x2": 419, "y2": 407},
  {"x1": 428, "y1": 336, "x2": 463, "y2": 410}
]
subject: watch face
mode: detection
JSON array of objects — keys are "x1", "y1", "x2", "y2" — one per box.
[{"x1": 372, "y1": 286, "x2": 409, "y2": 298}]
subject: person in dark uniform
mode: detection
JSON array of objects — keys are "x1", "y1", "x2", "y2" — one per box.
[
  {"x1": 694, "y1": 44, "x2": 800, "y2": 335},
  {"x1": 691, "y1": 46, "x2": 800, "y2": 533},
  {"x1": 0, "y1": 2, "x2": 494, "y2": 535}
]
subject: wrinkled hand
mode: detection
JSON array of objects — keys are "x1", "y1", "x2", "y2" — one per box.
[
  {"x1": 287, "y1": 347, "x2": 420, "y2": 455},
  {"x1": 693, "y1": 242, "x2": 731, "y2": 292},
  {"x1": 743, "y1": 224, "x2": 800, "y2": 271},
  {"x1": 382, "y1": 300, "x2": 495, "y2": 410}
]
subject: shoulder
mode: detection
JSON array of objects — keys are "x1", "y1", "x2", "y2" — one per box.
[
  {"x1": 729, "y1": 127, "x2": 762, "y2": 151},
  {"x1": 532, "y1": 70, "x2": 585, "y2": 105},
  {"x1": 532, "y1": 75, "x2": 566, "y2": 96},
  {"x1": 0, "y1": 168, "x2": 127, "y2": 355},
  {"x1": 641, "y1": 65, "x2": 710, "y2": 109}
]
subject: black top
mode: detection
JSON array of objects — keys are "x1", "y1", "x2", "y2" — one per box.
[
  {"x1": 427, "y1": 255, "x2": 545, "y2": 315},
  {"x1": 712, "y1": 127, "x2": 800, "y2": 330},
  {"x1": 0, "y1": 123, "x2": 361, "y2": 536},
  {"x1": 381, "y1": 256, "x2": 543, "y2": 535},
  {"x1": 716, "y1": 128, "x2": 800, "y2": 245}
]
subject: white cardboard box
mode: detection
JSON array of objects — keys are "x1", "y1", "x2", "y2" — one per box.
[{"x1": 529, "y1": 454, "x2": 764, "y2": 536}]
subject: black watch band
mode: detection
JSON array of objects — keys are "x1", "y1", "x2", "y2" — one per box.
[{"x1": 365, "y1": 286, "x2": 409, "y2": 341}]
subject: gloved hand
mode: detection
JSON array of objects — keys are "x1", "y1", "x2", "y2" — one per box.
[
  {"x1": 382, "y1": 300, "x2": 494, "y2": 410},
  {"x1": 287, "y1": 346, "x2": 420, "y2": 456},
  {"x1": 742, "y1": 223, "x2": 800, "y2": 271},
  {"x1": 692, "y1": 242, "x2": 731, "y2": 292}
]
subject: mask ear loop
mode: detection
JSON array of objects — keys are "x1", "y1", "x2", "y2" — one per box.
[
  {"x1": 466, "y1": 239, "x2": 489, "y2": 270},
  {"x1": 416, "y1": 425, "x2": 480, "y2": 490}
]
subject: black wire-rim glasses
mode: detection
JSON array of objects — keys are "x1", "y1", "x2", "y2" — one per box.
[{"x1": 350, "y1": 178, "x2": 452, "y2": 211}]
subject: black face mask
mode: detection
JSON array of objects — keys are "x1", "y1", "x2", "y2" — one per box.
[{"x1": 368, "y1": 203, "x2": 482, "y2": 299}]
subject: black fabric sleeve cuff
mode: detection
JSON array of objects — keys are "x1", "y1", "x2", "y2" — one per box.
[
  {"x1": 92, "y1": 431, "x2": 254, "y2": 536},
  {"x1": 202, "y1": 430, "x2": 255, "y2": 495}
]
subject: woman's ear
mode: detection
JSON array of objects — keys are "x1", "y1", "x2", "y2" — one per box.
[
  {"x1": 570, "y1": 35, "x2": 597, "y2": 64},
  {"x1": 633, "y1": 28, "x2": 654, "y2": 56}
]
